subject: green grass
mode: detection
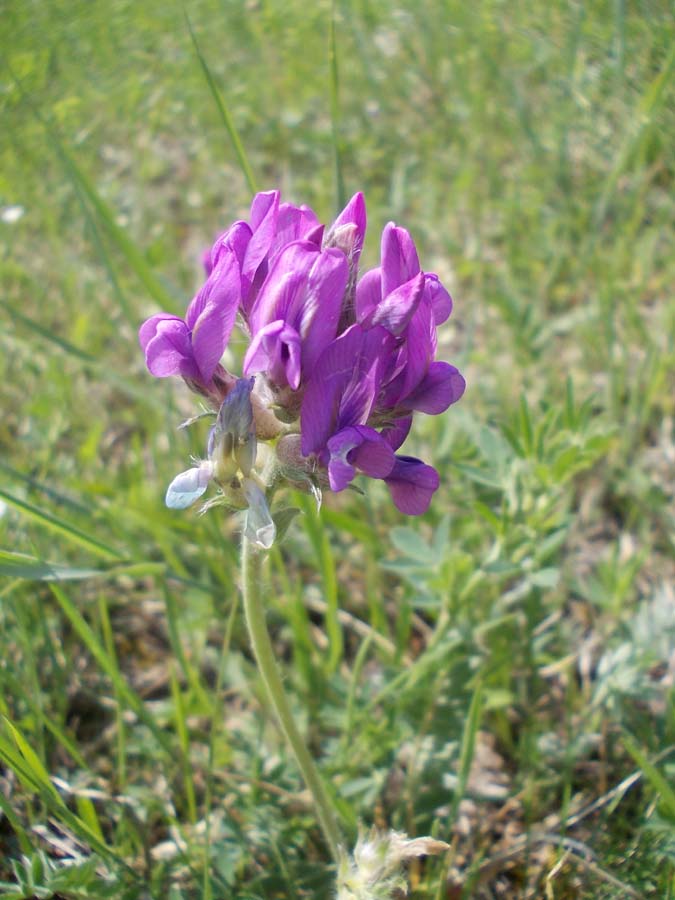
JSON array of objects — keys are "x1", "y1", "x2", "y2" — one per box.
[{"x1": 1, "y1": 0, "x2": 674, "y2": 897}]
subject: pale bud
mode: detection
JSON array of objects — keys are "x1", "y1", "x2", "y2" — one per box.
[{"x1": 336, "y1": 828, "x2": 449, "y2": 900}]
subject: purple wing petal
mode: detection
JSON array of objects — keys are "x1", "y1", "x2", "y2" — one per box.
[
  {"x1": 243, "y1": 320, "x2": 302, "y2": 390},
  {"x1": 350, "y1": 425, "x2": 395, "y2": 478},
  {"x1": 189, "y1": 252, "x2": 243, "y2": 382},
  {"x1": 249, "y1": 190, "x2": 279, "y2": 230},
  {"x1": 210, "y1": 220, "x2": 252, "y2": 273},
  {"x1": 191, "y1": 302, "x2": 235, "y2": 384},
  {"x1": 385, "y1": 456, "x2": 439, "y2": 515},
  {"x1": 299, "y1": 248, "x2": 349, "y2": 375},
  {"x1": 243, "y1": 190, "x2": 280, "y2": 289},
  {"x1": 423, "y1": 273, "x2": 453, "y2": 325},
  {"x1": 381, "y1": 223, "x2": 420, "y2": 296},
  {"x1": 396, "y1": 299, "x2": 436, "y2": 401},
  {"x1": 338, "y1": 325, "x2": 396, "y2": 429},
  {"x1": 328, "y1": 192, "x2": 367, "y2": 262},
  {"x1": 381, "y1": 416, "x2": 413, "y2": 451},
  {"x1": 186, "y1": 245, "x2": 243, "y2": 330},
  {"x1": 398, "y1": 362, "x2": 466, "y2": 415},
  {"x1": 273, "y1": 202, "x2": 322, "y2": 253},
  {"x1": 355, "y1": 267, "x2": 382, "y2": 323},
  {"x1": 325, "y1": 424, "x2": 395, "y2": 491},
  {"x1": 300, "y1": 324, "x2": 383, "y2": 456},
  {"x1": 248, "y1": 241, "x2": 318, "y2": 335},
  {"x1": 143, "y1": 317, "x2": 198, "y2": 379},
  {"x1": 363, "y1": 271, "x2": 424, "y2": 336},
  {"x1": 139, "y1": 313, "x2": 182, "y2": 352}
]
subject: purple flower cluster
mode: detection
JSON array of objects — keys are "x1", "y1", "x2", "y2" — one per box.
[{"x1": 140, "y1": 191, "x2": 464, "y2": 517}]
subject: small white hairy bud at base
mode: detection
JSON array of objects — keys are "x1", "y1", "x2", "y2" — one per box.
[{"x1": 335, "y1": 827, "x2": 449, "y2": 900}]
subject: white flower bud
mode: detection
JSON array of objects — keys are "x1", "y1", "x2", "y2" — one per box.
[{"x1": 336, "y1": 828, "x2": 449, "y2": 900}]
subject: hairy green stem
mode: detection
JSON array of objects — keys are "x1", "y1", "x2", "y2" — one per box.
[{"x1": 241, "y1": 535, "x2": 342, "y2": 861}]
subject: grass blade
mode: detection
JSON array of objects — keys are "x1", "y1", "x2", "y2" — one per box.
[
  {"x1": 329, "y1": 1, "x2": 347, "y2": 211},
  {"x1": 0, "y1": 722, "x2": 133, "y2": 871},
  {"x1": 186, "y1": 15, "x2": 258, "y2": 195},
  {"x1": 594, "y1": 42, "x2": 675, "y2": 225},
  {"x1": 50, "y1": 584, "x2": 174, "y2": 755},
  {"x1": 8, "y1": 65, "x2": 178, "y2": 313},
  {"x1": 623, "y1": 732, "x2": 675, "y2": 822},
  {"x1": 453, "y1": 680, "x2": 483, "y2": 813},
  {"x1": 0, "y1": 492, "x2": 122, "y2": 561},
  {"x1": 0, "y1": 549, "x2": 166, "y2": 582},
  {"x1": 296, "y1": 493, "x2": 343, "y2": 672}
]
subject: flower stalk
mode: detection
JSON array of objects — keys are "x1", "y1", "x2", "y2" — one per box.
[{"x1": 240, "y1": 534, "x2": 342, "y2": 861}]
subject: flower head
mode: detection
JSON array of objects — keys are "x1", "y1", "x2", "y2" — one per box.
[{"x1": 140, "y1": 190, "x2": 464, "y2": 536}]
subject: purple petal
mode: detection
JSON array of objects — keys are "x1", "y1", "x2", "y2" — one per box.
[
  {"x1": 301, "y1": 325, "x2": 393, "y2": 456},
  {"x1": 350, "y1": 425, "x2": 395, "y2": 478},
  {"x1": 299, "y1": 248, "x2": 349, "y2": 374},
  {"x1": 423, "y1": 273, "x2": 453, "y2": 325},
  {"x1": 189, "y1": 252, "x2": 243, "y2": 382},
  {"x1": 301, "y1": 326, "x2": 363, "y2": 456},
  {"x1": 379, "y1": 300, "x2": 434, "y2": 409},
  {"x1": 248, "y1": 241, "x2": 318, "y2": 335},
  {"x1": 337, "y1": 326, "x2": 396, "y2": 429},
  {"x1": 243, "y1": 320, "x2": 302, "y2": 390},
  {"x1": 363, "y1": 271, "x2": 424, "y2": 336},
  {"x1": 243, "y1": 190, "x2": 280, "y2": 289},
  {"x1": 381, "y1": 223, "x2": 420, "y2": 296},
  {"x1": 381, "y1": 416, "x2": 412, "y2": 451},
  {"x1": 385, "y1": 456, "x2": 439, "y2": 515},
  {"x1": 191, "y1": 303, "x2": 234, "y2": 384},
  {"x1": 326, "y1": 428, "x2": 359, "y2": 491},
  {"x1": 396, "y1": 299, "x2": 436, "y2": 400},
  {"x1": 249, "y1": 190, "x2": 279, "y2": 230},
  {"x1": 355, "y1": 267, "x2": 382, "y2": 323},
  {"x1": 139, "y1": 313, "x2": 181, "y2": 352},
  {"x1": 185, "y1": 247, "x2": 242, "y2": 330},
  {"x1": 326, "y1": 425, "x2": 395, "y2": 491},
  {"x1": 304, "y1": 222, "x2": 325, "y2": 246},
  {"x1": 273, "y1": 202, "x2": 322, "y2": 255},
  {"x1": 398, "y1": 362, "x2": 466, "y2": 415},
  {"x1": 210, "y1": 220, "x2": 252, "y2": 273},
  {"x1": 143, "y1": 317, "x2": 198, "y2": 380},
  {"x1": 327, "y1": 192, "x2": 366, "y2": 262}
]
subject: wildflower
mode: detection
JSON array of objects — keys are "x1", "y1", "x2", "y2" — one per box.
[{"x1": 141, "y1": 190, "x2": 465, "y2": 529}]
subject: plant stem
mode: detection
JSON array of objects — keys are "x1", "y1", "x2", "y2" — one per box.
[{"x1": 240, "y1": 535, "x2": 342, "y2": 862}]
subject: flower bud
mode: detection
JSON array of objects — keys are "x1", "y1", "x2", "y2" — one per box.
[
  {"x1": 210, "y1": 377, "x2": 257, "y2": 480},
  {"x1": 243, "y1": 479, "x2": 276, "y2": 549},
  {"x1": 336, "y1": 828, "x2": 449, "y2": 900}
]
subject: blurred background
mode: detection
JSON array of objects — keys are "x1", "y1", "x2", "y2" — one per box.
[{"x1": 1, "y1": 1, "x2": 674, "y2": 897}]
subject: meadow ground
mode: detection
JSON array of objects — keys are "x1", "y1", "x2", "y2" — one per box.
[{"x1": 1, "y1": 1, "x2": 674, "y2": 897}]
